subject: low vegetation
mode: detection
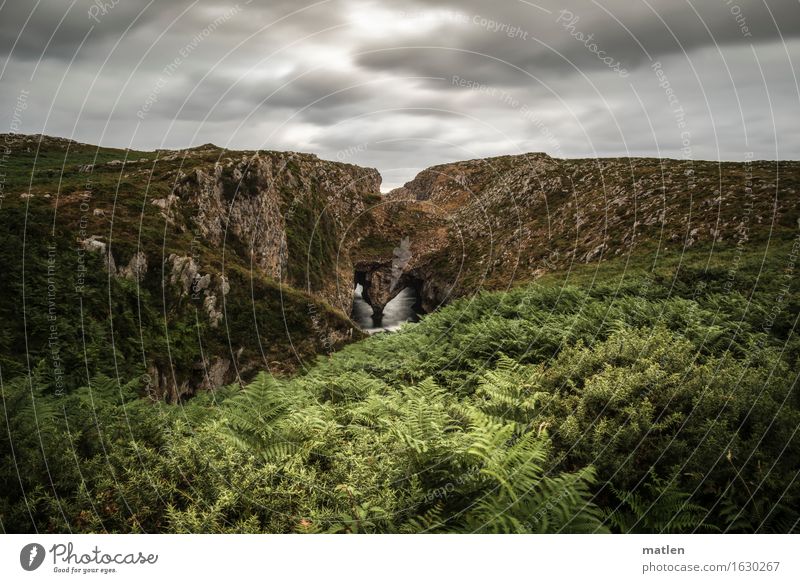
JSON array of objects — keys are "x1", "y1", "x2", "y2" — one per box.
[{"x1": 3, "y1": 243, "x2": 798, "y2": 533}]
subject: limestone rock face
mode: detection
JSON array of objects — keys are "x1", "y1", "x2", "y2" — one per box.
[
  {"x1": 197, "y1": 356, "x2": 232, "y2": 393},
  {"x1": 145, "y1": 363, "x2": 191, "y2": 404},
  {"x1": 165, "y1": 254, "x2": 230, "y2": 328},
  {"x1": 177, "y1": 157, "x2": 287, "y2": 279},
  {"x1": 203, "y1": 293, "x2": 222, "y2": 328},
  {"x1": 79, "y1": 235, "x2": 117, "y2": 273},
  {"x1": 150, "y1": 193, "x2": 180, "y2": 223},
  {"x1": 358, "y1": 261, "x2": 396, "y2": 317},
  {"x1": 354, "y1": 237, "x2": 415, "y2": 316},
  {"x1": 174, "y1": 151, "x2": 381, "y2": 310},
  {"x1": 118, "y1": 251, "x2": 148, "y2": 282},
  {"x1": 167, "y1": 254, "x2": 200, "y2": 295}
]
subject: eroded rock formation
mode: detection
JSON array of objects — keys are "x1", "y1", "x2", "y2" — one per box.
[{"x1": 172, "y1": 150, "x2": 381, "y2": 311}]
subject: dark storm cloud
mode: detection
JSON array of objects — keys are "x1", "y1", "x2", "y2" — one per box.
[
  {"x1": 0, "y1": 0, "x2": 798, "y2": 190},
  {"x1": 355, "y1": 0, "x2": 800, "y2": 83},
  {"x1": 144, "y1": 67, "x2": 379, "y2": 124},
  {"x1": 0, "y1": 0, "x2": 351, "y2": 63},
  {"x1": 0, "y1": 0, "x2": 170, "y2": 62},
  {"x1": 254, "y1": 70, "x2": 377, "y2": 113}
]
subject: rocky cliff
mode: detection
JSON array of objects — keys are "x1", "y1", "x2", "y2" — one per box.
[
  {"x1": 169, "y1": 146, "x2": 381, "y2": 311},
  {"x1": 0, "y1": 134, "x2": 380, "y2": 401},
  {"x1": 350, "y1": 153, "x2": 800, "y2": 317}
]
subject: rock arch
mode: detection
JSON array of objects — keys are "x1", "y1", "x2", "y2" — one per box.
[{"x1": 354, "y1": 260, "x2": 442, "y2": 323}]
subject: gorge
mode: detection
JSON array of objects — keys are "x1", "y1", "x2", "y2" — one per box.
[{"x1": 1, "y1": 133, "x2": 798, "y2": 401}]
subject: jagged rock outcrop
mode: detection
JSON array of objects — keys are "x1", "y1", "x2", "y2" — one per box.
[
  {"x1": 172, "y1": 151, "x2": 381, "y2": 312},
  {"x1": 165, "y1": 253, "x2": 231, "y2": 328},
  {"x1": 118, "y1": 251, "x2": 148, "y2": 282},
  {"x1": 75, "y1": 144, "x2": 383, "y2": 396},
  {"x1": 174, "y1": 156, "x2": 288, "y2": 279},
  {"x1": 355, "y1": 261, "x2": 395, "y2": 318},
  {"x1": 78, "y1": 235, "x2": 115, "y2": 272}
]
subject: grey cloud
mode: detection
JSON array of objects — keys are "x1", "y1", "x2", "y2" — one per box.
[
  {"x1": 143, "y1": 67, "x2": 379, "y2": 124},
  {"x1": 0, "y1": 0, "x2": 350, "y2": 63},
  {"x1": 354, "y1": 0, "x2": 800, "y2": 82},
  {"x1": 0, "y1": 0, "x2": 179, "y2": 62},
  {"x1": 0, "y1": 0, "x2": 797, "y2": 188}
]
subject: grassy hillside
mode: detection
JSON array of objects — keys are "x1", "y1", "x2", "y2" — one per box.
[
  {"x1": 3, "y1": 241, "x2": 798, "y2": 533},
  {"x1": 0, "y1": 134, "x2": 375, "y2": 401}
]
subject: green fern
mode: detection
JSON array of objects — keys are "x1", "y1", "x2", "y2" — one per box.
[{"x1": 606, "y1": 472, "x2": 713, "y2": 533}]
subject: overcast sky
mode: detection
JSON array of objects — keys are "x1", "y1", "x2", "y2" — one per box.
[{"x1": 1, "y1": 0, "x2": 798, "y2": 189}]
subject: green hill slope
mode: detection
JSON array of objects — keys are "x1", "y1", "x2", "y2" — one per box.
[
  {"x1": 0, "y1": 134, "x2": 380, "y2": 400},
  {"x1": 2, "y1": 242, "x2": 798, "y2": 533}
]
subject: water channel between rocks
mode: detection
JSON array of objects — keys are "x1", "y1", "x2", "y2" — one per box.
[{"x1": 351, "y1": 284, "x2": 423, "y2": 334}]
